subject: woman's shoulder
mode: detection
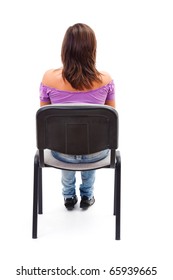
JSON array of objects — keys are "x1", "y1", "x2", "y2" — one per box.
[
  {"x1": 100, "y1": 71, "x2": 113, "y2": 86},
  {"x1": 42, "y1": 68, "x2": 62, "y2": 86}
]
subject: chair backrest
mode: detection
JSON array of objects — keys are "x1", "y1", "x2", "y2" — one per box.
[{"x1": 36, "y1": 104, "x2": 119, "y2": 156}]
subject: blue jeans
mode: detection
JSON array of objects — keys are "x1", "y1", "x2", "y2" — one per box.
[{"x1": 51, "y1": 150, "x2": 109, "y2": 199}]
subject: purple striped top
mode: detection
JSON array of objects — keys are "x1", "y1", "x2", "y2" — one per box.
[{"x1": 40, "y1": 80, "x2": 115, "y2": 105}]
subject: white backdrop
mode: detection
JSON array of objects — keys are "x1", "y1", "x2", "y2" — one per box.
[{"x1": 0, "y1": 0, "x2": 173, "y2": 279}]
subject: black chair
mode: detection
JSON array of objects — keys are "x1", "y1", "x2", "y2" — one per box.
[{"x1": 32, "y1": 104, "x2": 121, "y2": 239}]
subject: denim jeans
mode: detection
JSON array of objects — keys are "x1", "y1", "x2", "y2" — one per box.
[{"x1": 51, "y1": 150, "x2": 109, "y2": 199}]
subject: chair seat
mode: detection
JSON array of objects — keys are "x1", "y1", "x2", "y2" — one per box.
[{"x1": 44, "y1": 149, "x2": 112, "y2": 171}]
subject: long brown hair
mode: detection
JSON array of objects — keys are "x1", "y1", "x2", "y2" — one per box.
[{"x1": 61, "y1": 23, "x2": 102, "y2": 90}]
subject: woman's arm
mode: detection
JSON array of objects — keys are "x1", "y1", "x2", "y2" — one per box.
[
  {"x1": 40, "y1": 101, "x2": 51, "y2": 107},
  {"x1": 105, "y1": 99, "x2": 116, "y2": 108},
  {"x1": 40, "y1": 69, "x2": 54, "y2": 107}
]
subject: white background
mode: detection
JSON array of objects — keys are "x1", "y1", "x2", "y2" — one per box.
[{"x1": 0, "y1": 0, "x2": 173, "y2": 279}]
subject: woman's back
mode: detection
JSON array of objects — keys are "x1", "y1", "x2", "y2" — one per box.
[
  {"x1": 42, "y1": 68, "x2": 113, "y2": 90},
  {"x1": 40, "y1": 68, "x2": 115, "y2": 107}
]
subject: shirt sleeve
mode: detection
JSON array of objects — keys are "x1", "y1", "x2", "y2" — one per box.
[
  {"x1": 105, "y1": 80, "x2": 115, "y2": 101},
  {"x1": 39, "y1": 83, "x2": 51, "y2": 102}
]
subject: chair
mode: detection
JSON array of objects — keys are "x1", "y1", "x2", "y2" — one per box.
[{"x1": 32, "y1": 104, "x2": 121, "y2": 240}]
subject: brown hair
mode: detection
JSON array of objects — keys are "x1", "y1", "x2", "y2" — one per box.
[{"x1": 61, "y1": 23, "x2": 102, "y2": 90}]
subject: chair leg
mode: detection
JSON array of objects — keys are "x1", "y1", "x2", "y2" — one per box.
[
  {"x1": 32, "y1": 154, "x2": 39, "y2": 238},
  {"x1": 113, "y1": 170, "x2": 116, "y2": 216},
  {"x1": 38, "y1": 167, "x2": 43, "y2": 214},
  {"x1": 115, "y1": 152, "x2": 121, "y2": 240}
]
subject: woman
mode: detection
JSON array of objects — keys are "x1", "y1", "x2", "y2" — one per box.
[{"x1": 40, "y1": 23, "x2": 115, "y2": 210}]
